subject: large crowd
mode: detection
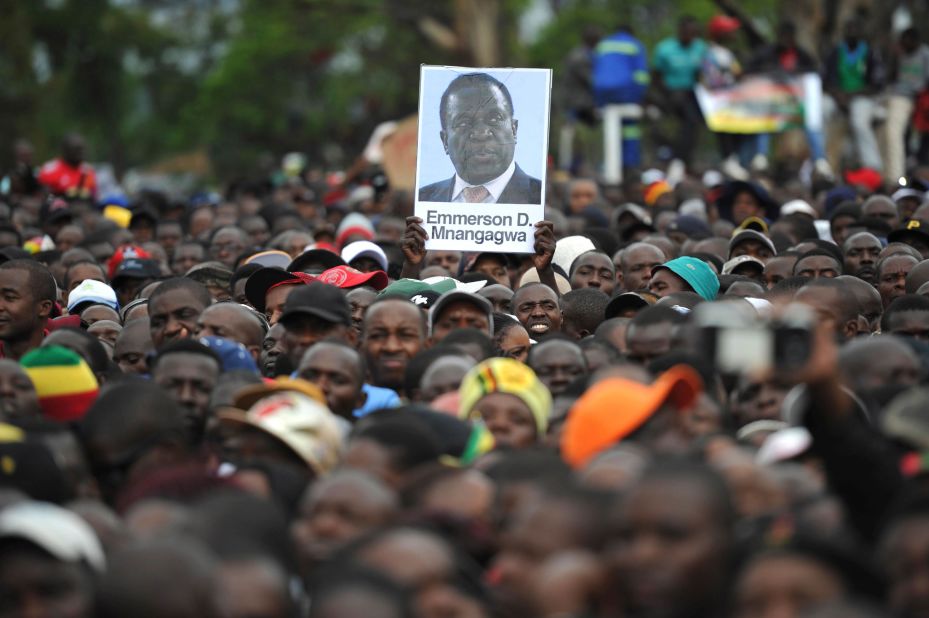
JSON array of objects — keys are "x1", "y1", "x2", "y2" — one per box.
[{"x1": 3, "y1": 9, "x2": 929, "y2": 618}]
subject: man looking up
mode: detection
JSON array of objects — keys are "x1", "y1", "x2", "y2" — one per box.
[
  {"x1": 419, "y1": 72, "x2": 542, "y2": 204},
  {"x1": 0, "y1": 260, "x2": 57, "y2": 360},
  {"x1": 297, "y1": 341, "x2": 367, "y2": 421},
  {"x1": 512, "y1": 283, "x2": 563, "y2": 339}
]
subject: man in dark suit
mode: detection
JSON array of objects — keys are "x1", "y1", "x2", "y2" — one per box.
[{"x1": 419, "y1": 72, "x2": 542, "y2": 204}]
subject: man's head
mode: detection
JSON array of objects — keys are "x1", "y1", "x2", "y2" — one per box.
[
  {"x1": 793, "y1": 250, "x2": 843, "y2": 279},
  {"x1": 429, "y1": 291, "x2": 493, "y2": 343},
  {"x1": 568, "y1": 178, "x2": 599, "y2": 214},
  {"x1": 172, "y1": 242, "x2": 206, "y2": 275},
  {"x1": 62, "y1": 133, "x2": 86, "y2": 166},
  {"x1": 65, "y1": 260, "x2": 107, "y2": 293},
  {"x1": 114, "y1": 318, "x2": 154, "y2": 375},
  {"x1": 862, "y1": 196, "x2": 900, "y2": 231},
  {"x1": 439, "y1": 73, "x2": 517, "y2": 185},
  {"x1": 649, "y1": 257, "x2": 719, "y2": 301},
  {"x1": 625, "y1": 305, "x2": 686, "y2": 365},
  {"x1": 297, "y1": 341, "x2": 366, "y2": 420},
  {"x1": 839, "y1": 335, "x2": 920, "y2": 401},
  {"x1": 0, "y1": 260, "x2": 57, "y2": 344},
  {"x1": 729, "y1": 231, "x2": 776, "y2": 263},
  {"x1": 512, "y1": 283, "x2": 563, "y2": 339},
  {"x1": 81, "y1": 381, "x2": 192, "y2": 503},
  {"x1": 881, "y1": 295, "x2": 929, "y2": 342},
  {"x1": 570, "y1": 251, "x2": 616, "y2": 297},
  {"x1": 836, "y1": 275, "x2": 883, "y2": 332},
  {"x1": 0, "y1": 359, "x2": 41, "y2": 422},
  {"x1": 150, "y1": 339, "x2": 222, "y2": 443},
  {"x1": 843, "y1": 232, "x2": 882, "y2": 283},
  {"x1": 560, "y1": 288, "x2": 610, "y2": 339},
  {"x1": 362, "y1": 298, "x2": 426, "y2": 394},
  {"x1": 279, "y1": 283, "x2": 353, "y2": 367},
  {"x1": 195, "y1": 303, "x2": 265, "y2": 361},
  {"x1": 619, "y1": 243, "x2": 666, "y2": 292},
  {"x1": 148, "y1": 277, "x2": 213, "y2": 348},
  {"x1": 527, "y1": 337, "x2": 587, "y2": 397},
  {"x1": 877, "y1": 254, "x2": 920, "y2": 309},
  {"x1": 209, "y1": 227, "x2": 248, "y2": 268},
  {"x1": 794, "y1": 279, "x2": 860, "y2": 342}
]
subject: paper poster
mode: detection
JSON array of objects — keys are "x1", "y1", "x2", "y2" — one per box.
[
  {"x1": 695, "y1": 72, "x2": 823, "y2": 134},
  {"x1": 415, "y1": 65, "x2": 552, "y2": 253}
]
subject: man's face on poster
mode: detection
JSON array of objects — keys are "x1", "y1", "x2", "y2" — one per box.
[{"x1": 440, "y1": 81, "x2": 518, "y2": 185}]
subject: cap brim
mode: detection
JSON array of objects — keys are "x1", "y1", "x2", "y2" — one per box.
[
  {"x1": 604, "y1": 293, "x2": 649, "y2": 319},
  {"x1": 279, "y1": 306, "x2": 348, "y2": 326},
  {"x1": 244, "y1": 267, "x2": 303, "y2": 313},
  {"x1": 232, "y1": 379, "x2": 326, "y2": 410}
]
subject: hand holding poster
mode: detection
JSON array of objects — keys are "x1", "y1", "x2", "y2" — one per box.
[{"x1": 415, "y1": 66, "x2": 552, "y2": 253}]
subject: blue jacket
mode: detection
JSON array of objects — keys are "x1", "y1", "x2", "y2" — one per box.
[{"x1": 593, "y1": 31, "x2": 650, "y2": 105}]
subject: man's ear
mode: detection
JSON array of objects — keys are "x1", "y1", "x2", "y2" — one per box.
[
  {"x1": 37, "y1": 299, "x2": 53, "y2": 320},
  {"x1": 843, "y1": 319, "x2": 859, "y2": 341},
  {"x1": 344, "y1": 327, "x2": 358, "y2": 347},
  {"x1": 511, "y1": 118, "x2": 518, "y2": 140},
  {"x1": 355, "y1": 386, "x2": 367, "y2": 411},
  {"x1": 440, "y1": 130, "x2": 449, "y2": 154}
]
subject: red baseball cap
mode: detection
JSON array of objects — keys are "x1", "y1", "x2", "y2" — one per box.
[
  {"x1": 106, "y1": 244, "x2": 151, "y2": 279},
  {"x1": 315, "y1": 265, "x2": 388, "y2": 291},
  {"x1": 708, "y1": 15, "x2": 740, "y2": 37}
]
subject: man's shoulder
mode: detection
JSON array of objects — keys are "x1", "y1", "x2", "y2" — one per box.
[
  {"x1": 418, "y1": 177, "x2": 454, "y2": 202},
  {"x1": 501, "y1": 165, "x2": 542, "y2": 204}
]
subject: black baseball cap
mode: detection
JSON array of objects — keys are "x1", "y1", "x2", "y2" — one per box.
[
  {"x1": 243, "y1": 268, "x2": 315, "y2": 314},
  {"x1": 288, "y1": 249, "x2": 346, "y2": 275},
  {"x1": 888, "y1": 220, "x2": 929, "y2": 249},
  {"x1": 278, "y1": 281, "x2": 351, "y2": 326},
  {"x1": 111, "y1": 258, "x2": 161, "y2": 285}
]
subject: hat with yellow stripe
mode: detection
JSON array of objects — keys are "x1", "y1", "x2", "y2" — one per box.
[{"x1": 20, "y1": 346, "x2": 99, "y2": 422}]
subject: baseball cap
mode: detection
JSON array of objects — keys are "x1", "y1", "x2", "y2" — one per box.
[
  {"x1": 653, "y1": 257, "x2": 720, "y2": 301},
  {"x1": 106, "y1": 244, "x2": 152, "y2": 279},
  {"x1": 0, "y1": 501, "x2": 105, "y2": 572},
  {"x1": 614, "y1": 203, "x2": 653, "y2": 226},
  {"x1": 0, "y1": 440, "x2": 71, "y2": 503},
  {"x1": 561, "y1": 365, "x2": 702, "y2": 468},
  {"x1": 39, "y1": 197, "x2": 73, "y2": 225},
  {"x1": 217, "y1": 391, "x2": 342, "y2": 476},
  {"x1": 111, "y1": 258, "x2": 161, "y2": 285},
  {"x1": 844, "y1": 167, "x2": 883, "y2": 193},
  {"x1": 667, "y1": 215, "x2": 711, "y2": 239},
  {"x1": 244, "y1": 250, "x2": 293, "y2": 270},
  {"x1": 721, "y1": 254, "x2": 765, "y2": 276},
  {"x1": 729, "y1": 229, "x2": 777, "y2": 257},
  {"x1": 604, "y1": 292, "x2": 655, "y2": 319},
  {"x1": 315, "y1": 265, "x2": 388, "y2": 291},
  {"x1": 244, "y1": 268, "x2": 316, "y2": 314},
  {"x1": 279, "y1": 281, "x2": 352, "y2": 327},
  {"x1": 67, "y1": 279, "x2": 119, "y2": 313},
  {"x1": 708, "y1": 14, "x2": 740, "y2": 37},
  {"x1": 233, "y1": 377, "x2": 327, "y2": 411},
  {"x1": 428, "y1": 290, "x2": 493, "y2": 335},
  {"x1": 288, "y1": 248, "x2": 346, "y2": 274},
  {"x1": 780, "y1": 199, "x2": 818, "y2": 218},
  {"x1": 184, "y1": 261, "x2": 233, "y2": 289},
  {"x1": 380, "y1": 278, "x2": 457, "y2": 299},
  {"x1": 341, "y1": 240, "x2": 388, "y2": 272},
  {"x1": 892, "y1": 187, "x2": 925, "y2": 202},
  {"x1": 888, "y1": 219, "x2": 929, "y2": 248}
]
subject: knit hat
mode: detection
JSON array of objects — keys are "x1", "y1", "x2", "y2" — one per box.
[
  {"x1": 561, "y1": 365, "x2": 702, "y2": 468},
  {"x1": 335, "y1": 212, "x2": 375, "y2": 249},
  {"x1": 20, "y1": 346, "x2": 99, "y2": 422},
  {"x1": 458, "y1": 358, "x2": 552, "y2": 435},
  {"x1": 653, "y1": 257, "x2": 720, "y2": 301},
  {"x1": 644, "y1": 180, "x2": 672, "y2": 206}
]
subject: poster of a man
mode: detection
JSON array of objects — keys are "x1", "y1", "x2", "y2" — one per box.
[{"x1": 415, "y1": 66, "x2": 552, "y2": 253}]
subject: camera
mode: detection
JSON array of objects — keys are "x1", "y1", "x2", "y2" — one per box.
[{"x1": 693, "y1": 301, "x2": 814, "y2": 375}]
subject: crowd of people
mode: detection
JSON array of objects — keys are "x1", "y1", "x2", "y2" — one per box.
[
  {"x1": 569, "y1": 7, "x2": 929, "y2": 185},
  {"x1": 4, "y1": 17, "x2": 929, "y2": 617}
]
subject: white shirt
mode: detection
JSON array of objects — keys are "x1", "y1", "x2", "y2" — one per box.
[{"x1": 451, "y1": 161, "x2": 516, "y2": 203}]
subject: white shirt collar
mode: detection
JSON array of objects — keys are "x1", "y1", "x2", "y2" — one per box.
[{"x1": 452, "y1": 160, "x2": 516, "y2": 203}]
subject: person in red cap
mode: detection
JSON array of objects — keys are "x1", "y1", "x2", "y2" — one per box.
[{"x1": 703, "y1": 15, "x2": 750, "y2": 181}]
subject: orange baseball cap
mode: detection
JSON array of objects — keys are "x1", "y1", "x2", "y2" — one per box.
[{"x1": 561, "y1": 365, "x2": 702, "y2": 469}]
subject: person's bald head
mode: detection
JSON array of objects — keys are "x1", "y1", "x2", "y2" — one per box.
[
  {"x1": 196, "y1": 303, "x2": 265, "y2": 350},
  {"x1": 835, "y1": 275, "x2": 883, "y2": 332},
  {"x1": 114, "y1": 318, "x2": 155, "y2": 375},
  {"x1": 906, "y1": 260, "x2": 929, "y2": 294},
  {"x1": 838, "y1": 335, "x2": 921, "y2": 393},
  {"x1": 619, "y1": 242, "x2": 666, "y2": 292},
  {"x1": 97, "y1": 539, "x2": 223, "y2": 618}
]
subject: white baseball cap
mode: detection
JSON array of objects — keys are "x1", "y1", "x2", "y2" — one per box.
[
  {"x1": 0, "y1": 501, "x2": 106, "y2": 572},
  {"x1": 341, "y1": 240, "x2": 388, "y2": 272},
  {"x1": 67, "y1": 279, "x2": 118, "y2": 313}
]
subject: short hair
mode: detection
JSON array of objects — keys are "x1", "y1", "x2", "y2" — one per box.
[
  {"x1": 578, "y1": 337, "x2": 621, "y2": 364},
  {"x1": 793, "y1": 249, "x2": 844, "y2": 275},
  {"x1": 778, "y1": 214, "x2": 820, "y2": 242},
  {"x1": 770, "y1": 275, "x2": 810, "y2": 295},
  {"x1": 147, "y1": 277, "x2": 212, "y2": 310},
  {"x1": 800, "y1": 278, "x2": 860, "y2": 325},
  {"x1": 442, "y1": 328, "x2": 494, "y2": 360},
  {"x1": 635, "y1": 458, "x2": 735, "y2": 527},
  {"x1": 629, "y1": 305, "x2": 688, "y2": 329},
  {"x1": 302, "y1": 339, "x2": 366, "y2": 381},
  {"x1": 403, "y1": 346, "x2": 466, "y2": 397},
  {"x1": 352, "y1": 417, "x2": 443, "y2": 472},
  {"x1": 364, "y1": 296, "x2": 427, "y2": 337},
  {"x1": 569, "y1": 250, "x2": 614, "y2": 277},
  {"x1": 43, "y1": 328, "x2": 111, "y2": 375},
  {"x1": 595, "y1": 317, "x2": 630, "y2": 340},
  {"x1": 0, "y1": 259, "x2": 57, "y2": 303},
  {"x1": 492, "y1": 312, "x2": 520, "y2": 336},
  {"x1": 881, "y1": 295, "x2": 929, "y2": 332},
  {"x1": 439, "y1": 73, "x2": 514, "y2": 131},
  {"x1": 0, "y1": 224, "x2": 22, "y2": 247},
  {"x1": 561, "y1": 288, "x2": 610, "y2": 335},
  {"x1": 527, "y1": 334, "x2": 586, "y2": 367},
  {"x1": 64, "y1": 260, "x2": 106, "y2": 288},
  {"x1": 149, "y1": 339, "x2": 222, "y2": 372}
]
